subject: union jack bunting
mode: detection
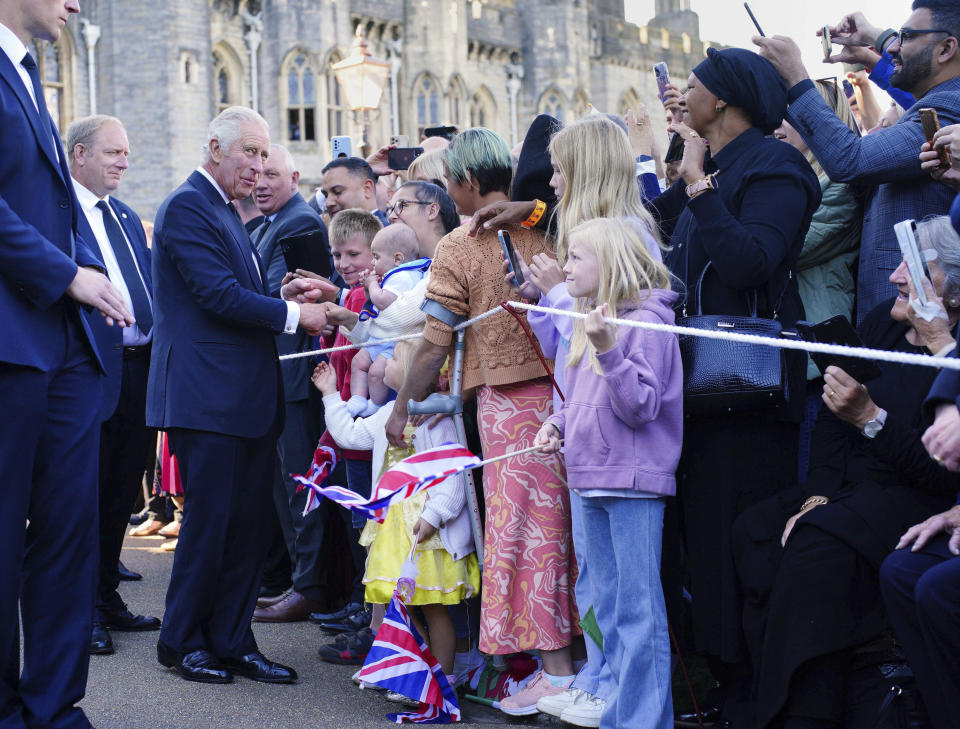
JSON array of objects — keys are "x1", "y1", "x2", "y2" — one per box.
[
  {"x1": 358, "y1": 591, "x2": 461, "y2": 724},
  {"x1": 292, "y1": 443, "x2": 479, "y2": 523}
]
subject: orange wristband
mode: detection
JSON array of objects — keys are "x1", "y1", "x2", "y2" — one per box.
[{"x1": 521, "y1": 199, "x2": 547, "y2": 228}]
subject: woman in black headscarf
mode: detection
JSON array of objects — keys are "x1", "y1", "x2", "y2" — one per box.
[{"x1": 647, "y1": 47, "x2": 822, "y2": 723}]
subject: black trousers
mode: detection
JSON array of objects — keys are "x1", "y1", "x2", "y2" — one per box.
[
  {"x1": 96, "y1": 350, "x2": 155, "y2": 615},
  {"x1": 273, "y1": 398, "x2": 325, "y2": 600},
  {"x1": 880, "y1": 535, "x2": 960, "y2": 729},
  {"x1": 0, "y1": 310, "x2": 101, "y2": 729},
  {"x1": 159, "y1": 424, "x2": 277, "y2": 658}
]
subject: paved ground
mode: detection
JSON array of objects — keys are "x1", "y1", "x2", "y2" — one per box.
[{"x1": 81, "y1": 534, "x2": 548, "y2": 729}]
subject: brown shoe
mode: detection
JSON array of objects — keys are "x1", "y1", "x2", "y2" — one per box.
[
  {"x1": 158, "y1": 521, "x2": 180, "y2": 538},
  {"x1": 252, "y1": 591, "x2": 324, "y2": 623},
  {"x1": 130, "y1": 519, "x2": 166, "y2": 537},
  {"x1": 256, "y1": 587, "x2": 293, "y2": 609}
]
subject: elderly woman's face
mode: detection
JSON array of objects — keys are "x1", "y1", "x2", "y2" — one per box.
[
  {"x1": 682, "y1": 73, "x2": 717, "y2": 134},
  {"x1": 889, "y1": 256, "x2": 948, "y2": 322}
]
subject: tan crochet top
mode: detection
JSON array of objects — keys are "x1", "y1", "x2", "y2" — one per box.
[{"x1": 422, "y1": 222, "x2": 554, "y2": 393}]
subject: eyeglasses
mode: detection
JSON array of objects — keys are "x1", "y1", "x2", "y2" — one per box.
[
  {"x1": 896, "y1": 27, "x2": 954, "y2": 46},
  {"x1": 386, "y1": 199, "x2": 430, "y2": 216}
]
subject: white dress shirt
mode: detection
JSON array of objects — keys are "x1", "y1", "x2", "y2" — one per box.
[
  {"x1": 0, "y1": 21, "x2": 60, "y2": 159},
  {"x1": 72, "y1": 180, "x2": 152, "y2": 347},
  {"x1": 194, "y1": 167, "x2": 299, "y2": 334}
]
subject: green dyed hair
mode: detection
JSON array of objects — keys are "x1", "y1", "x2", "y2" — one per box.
[{"x1": 443, "y1": 127, "x2": 513, "y2": 196}]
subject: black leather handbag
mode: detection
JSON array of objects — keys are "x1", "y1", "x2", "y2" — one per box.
[{"x1": 678, "y1": 262, "x2": 790, "y2": 414}]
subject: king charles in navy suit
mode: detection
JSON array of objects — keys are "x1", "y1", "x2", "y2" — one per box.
[
  {"x1": 146, "y1": 106, "x2": 333, "y2": 685},
  {"x1": 0, "y1": 2, "x2": 134, "y2": 728},
  {"x1": 67, "y1": 114, "x2": 162, "y2": 655}
]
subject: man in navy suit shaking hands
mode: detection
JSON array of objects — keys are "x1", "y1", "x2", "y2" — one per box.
[
  {"x1": 0, "y1": 2, "x2": 135, "y2": 728},
  {"x1": 147, "y1": 106, "x2": 333, "y2": 685}
]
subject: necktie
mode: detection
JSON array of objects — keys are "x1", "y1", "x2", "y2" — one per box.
[
  {"x1": 96, "y1": 200, "x2": 153, "y2": 334},
  {"x1": 20, "y1": 52, "x2": 57, "y2": 159},
  {"x1": 255, "y1": 217, "x2": 272, "y2": 248}
]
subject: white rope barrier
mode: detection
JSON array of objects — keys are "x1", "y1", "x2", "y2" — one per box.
[{"x1": 279, "y1": 299, "x2": 960, "y2": 372}]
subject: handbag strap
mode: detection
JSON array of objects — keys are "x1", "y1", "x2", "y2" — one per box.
[{"x1": 682, "y1": 244, "x2": 792, "y2": 320}]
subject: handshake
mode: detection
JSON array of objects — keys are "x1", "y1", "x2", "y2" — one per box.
[{"x1": 280, "y1": 270, "x2": 340, "y2": 337}]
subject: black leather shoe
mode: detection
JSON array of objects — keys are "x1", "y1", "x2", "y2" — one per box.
[
  {"x1": 319, "y1": 606, "x2": 372, "y2": 634},
  {"x1": 157, "y1": 642, "x2": 232, "y2": 684},
  {"x1": 103, "y1": 606, "x2": 161, "y2": 631},
  {"x1": 221, "y1": 652, "x2": 297, "y2": 684},
  {"x1": 309, "y1": 601, "x2": 363, "y2": 624},
  {"x1": 676, "y1": 705, "x2": 722, "y2": 727},
  {"x1": 117, "y1": 561, "x2": 142, "y2": 581},
  {"x1": 89, "y1": 623, "x2": 114, "y2": 655}
]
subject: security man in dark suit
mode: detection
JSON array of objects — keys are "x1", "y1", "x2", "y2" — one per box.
[
  {"x1": 250, "y1": 145, "x2": 333, "y2": 622},
  {"x1": 146, "y1": 106, "x2": 333, "y2": 685},
  {"x1": 67, "y1": 114, "x2": 161, "y2": 655},
  {"x1": 0, "y1": 2, "x2": 134, "y2": 727}
]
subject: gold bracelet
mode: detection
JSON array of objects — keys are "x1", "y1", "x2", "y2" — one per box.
[
  {"x1": 800, "y1": 495, "x2": 829, "y2": 512},
  {"x1": 522, "y1": 199, "x2": 547, "y2": 228}
]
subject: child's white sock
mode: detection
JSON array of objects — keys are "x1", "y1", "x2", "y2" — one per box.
[
  {"x1": 360, "y1": 399, "x2": 381, "y2": 417},
  {"x1": 543, "y1": 671, "x2": 575, "y2": 688},
  {"x1": 346, "y1": 395, "x2": 367, "y2": 416}
]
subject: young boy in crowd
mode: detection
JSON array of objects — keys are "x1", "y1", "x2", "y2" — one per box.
[
  {"x1": 348, "y1": 224, "x2": 431, "y2": 416},
  {"x1": 319, "y1": 209, "x2": 381, "y2": 619}
]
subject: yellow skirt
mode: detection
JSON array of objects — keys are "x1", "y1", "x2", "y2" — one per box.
[{"x1": 363, "y1": 494, "x2": 481, "y2": 606}]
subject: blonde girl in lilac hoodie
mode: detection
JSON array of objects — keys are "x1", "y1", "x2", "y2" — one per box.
[{"x1": 535, "y1": 217, "x2": 683, "y2": 729}]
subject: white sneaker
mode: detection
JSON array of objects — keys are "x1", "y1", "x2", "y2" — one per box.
[
  {"x1": 385, "y1": 690, "x2": 421, "y2": 707},
  {"x1": 351, "y1": 668, "x2": 384, "y2": 691},
  {"x1": 560, "y1": 692, "x2": 606, "y2": 728},
  {"x1": 537, "y1": 687, "x2": 589, "y2": 717}
]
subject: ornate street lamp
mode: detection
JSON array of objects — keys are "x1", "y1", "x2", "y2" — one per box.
[{"x1": 332, "y1": 26, "x2": 390, "y2": 156}]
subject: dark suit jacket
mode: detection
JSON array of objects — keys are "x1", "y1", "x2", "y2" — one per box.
[
  {"x1": 0, "y1": 50, "x2": 103, "y2": 371},
  {"x1": 146, "y1": 170, "x2": 288, "y2": 439},
  {"x1": 76, "y1": 195, "x2": 152, "y2": 421},
  {"x1": 253, "y1": 193, "x2": 329, "y2": 402}
]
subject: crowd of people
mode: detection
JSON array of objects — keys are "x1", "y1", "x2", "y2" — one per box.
[{"x1": 5, "y1": 0, "x2": 960, "y2": 728}]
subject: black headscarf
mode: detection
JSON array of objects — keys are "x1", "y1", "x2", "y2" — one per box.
[
  {"x1": 510, "y1": 114, "x2": 561, "y2": 204},
  {"x1": 693, "y1": 47, "x2": 787, "y2": 135}
]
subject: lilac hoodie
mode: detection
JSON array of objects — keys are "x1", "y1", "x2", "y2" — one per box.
[{"x1": 546, "y1": 288, "x2": 683, "y2": 496}]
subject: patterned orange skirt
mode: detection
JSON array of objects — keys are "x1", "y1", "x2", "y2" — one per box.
[{"x1": 476, "y1": 378, "x2": 579, "y2": 654}]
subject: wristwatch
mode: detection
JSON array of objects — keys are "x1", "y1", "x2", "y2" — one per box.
[
  {"x1": 685, "y1": 174, "x2": 716, "y2": 200},
  {"x1": 862, "y1": 408, "x2": 888, "y2": 438}
]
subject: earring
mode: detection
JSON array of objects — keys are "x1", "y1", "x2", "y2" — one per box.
[
  {"x1": 948, "y1": 297, "x2": 960, "y2": 309},
  {"x1": 715, "y1": 105, "x2": 723, "y2": 113}
]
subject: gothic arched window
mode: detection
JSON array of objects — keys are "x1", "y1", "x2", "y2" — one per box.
[
  {"x1": 326, "y1": 52, "x2": 347, "y2": 140},
  {"x1": 285, "y1": 52, "x2": 316, "y2": 142},
  {"x1": 415, "y1": 75, "x2": 441, "y2": 138},
  {"x1": 538, "y1": 88, "x2": 566, "y2": 124}
]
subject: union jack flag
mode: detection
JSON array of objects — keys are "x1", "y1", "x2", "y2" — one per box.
[
  {"x1": 293, "y1": 444, "x2": 338, "y2": 515},
  {"x1": 358, "y1": 591, "x2": 461, "y2": 724},
  {"x1": 292, "y1": 443, "x2": 479, "y2": 523}
]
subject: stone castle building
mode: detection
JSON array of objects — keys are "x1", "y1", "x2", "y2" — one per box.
[{"x1": 35, "y1": 0, "x2": 715, "y2": 217}]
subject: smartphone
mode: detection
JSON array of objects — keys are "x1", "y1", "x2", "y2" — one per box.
[
  {"x1": 796, "y1": 316, "x2": 882, "y2": 383},
  {"x1": 744, "y1": 2, "x2": 765, "y2": 36},
  {"x1": 821, "y1": 26, "x2": 832, "y2": 60},
  {"x1": 654, "y1": 62, "x2": 670, "y2": 101},
  {"x1": 919, "y1": 108, "x2": 951, "y2": 168},
  {"x1": 894, "y1": 219, "x2": 931, "y2": 308},
  {"x1": 423, "y1": 125, "x2": 457, "y2": 141},
  {"x1": 842, "y1": 79, "x2": 855, "y2": 98},
  {"x1": 498, "y1": 229, "x2": 525, "y2": 288},
  {"x1": 664, "y1": 132, "x2": 685, "y2": 164},
  {"x1": 331, "y1": 135, "x2": 351, "y2": 158},
  {"x1": 389, "y1": 134, "x2": 408, "y2": 147},
  {"x1": 387, "y1": 147, "x2": 424, "y2": 170}
]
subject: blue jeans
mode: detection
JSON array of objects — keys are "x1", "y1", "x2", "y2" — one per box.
[
  {"x1": 581, "y1": 495, "x2": 673, "y2": 729},
  {"x1": 569, "y1": 490, "x2": 613, "y2": 700}
]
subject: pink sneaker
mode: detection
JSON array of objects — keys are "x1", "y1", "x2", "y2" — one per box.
[{"x1": 497, "y1": 670, "x2": 571, "y2": 716}]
